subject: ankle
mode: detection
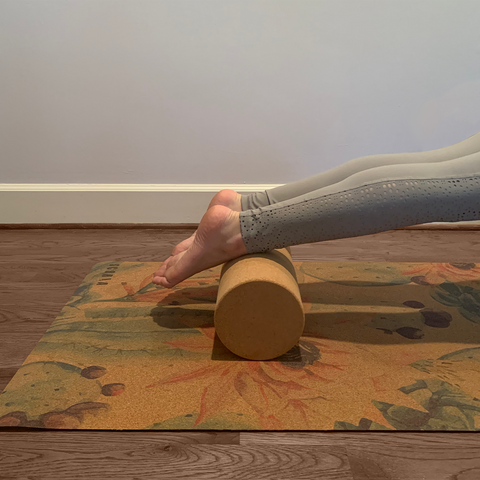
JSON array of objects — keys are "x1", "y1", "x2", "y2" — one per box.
[{"x1": 222, "y1": 211, "x2": 248, "y2": 256}]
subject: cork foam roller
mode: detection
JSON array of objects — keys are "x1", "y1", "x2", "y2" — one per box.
[{"x1": 214, "y1": 246, "x2": 304, "y2": 361}]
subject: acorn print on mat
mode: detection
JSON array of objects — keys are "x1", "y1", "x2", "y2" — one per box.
[{"x1": 0, "y1": 361, "x2": 125, "y2": 428}]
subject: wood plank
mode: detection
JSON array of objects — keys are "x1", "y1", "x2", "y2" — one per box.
[
  {"x1": 0, "y1": 432, "x2": 351, "y2": 480},
  {"x1": 241, "y1": 432, "x2": 480, "y2": 480},
  {"x1": 0, "y1": 304, "x2": 62, "y2": 335},
  {"x1": 241, "y1": 431, "x2": 480, "y2": 447},
  {"x1": 0, "y1": 334, "x2": 44, "y2": 370},
  {"x1": 1, "y1": 229, "x2": 479, "y2": 263}
]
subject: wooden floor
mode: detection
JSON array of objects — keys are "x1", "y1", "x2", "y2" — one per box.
[{"x1": 1, "y1": 227, "x2": 480, "y2": 479}]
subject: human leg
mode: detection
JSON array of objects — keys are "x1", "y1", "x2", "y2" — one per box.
[
  {"x1": 239, "y1": 151, "x2": 480, "y2": 254},
  {"x1": 154, "y1": 151, "x2": 480, "y2": 288},
  {"x1": 241, "y1": 130, "x2": 480, "y2": 210},
  {"x1": 165, "y1": 131, "x2": 480, "y2": 261}
]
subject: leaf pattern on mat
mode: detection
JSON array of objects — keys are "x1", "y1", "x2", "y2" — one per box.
[
  {"x1": 336, "y1": 346, "x2": 480, "y2": 431},
  {"x1": 1, "y1": 260, "x2": 480, "y2": 430},
  {"x1": 430, "y1": 281, "x2": 480, "y2": 325},
  {"x1": 335, "y1": 378, "x2": 480, "y2": 431}
]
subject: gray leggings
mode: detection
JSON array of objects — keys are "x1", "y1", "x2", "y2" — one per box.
[{"x1": 239, "y1": 131, "x2": 480, "y2": 254}]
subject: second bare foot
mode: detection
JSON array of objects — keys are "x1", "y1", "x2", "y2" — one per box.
[{"x1": 169, "y1": 189, "x2": 242, "y2": 258}]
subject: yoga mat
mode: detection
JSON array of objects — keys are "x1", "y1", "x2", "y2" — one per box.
[{"x1": 1, "y1": 260, "x2": 480, "y2": 431}]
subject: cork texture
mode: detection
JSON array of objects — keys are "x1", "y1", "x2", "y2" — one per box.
[
  {"x1": 1, "y1": 259, "x2": 480, "y2": 431},
  {"x1": 215, "y1": 247, "x2": 304, "y2": 360}
]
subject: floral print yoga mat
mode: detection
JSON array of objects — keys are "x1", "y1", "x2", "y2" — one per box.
[{"x1": 1, "y1": 260, "x2": 480, "y2": 431}]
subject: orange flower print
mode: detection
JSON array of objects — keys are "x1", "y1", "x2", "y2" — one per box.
[
  {"x1": 401, "y1": 263, "x2": 480, "y2": 285},
  {"x1": 145, "y1": 326, "x2": 351, "y2": 429}
]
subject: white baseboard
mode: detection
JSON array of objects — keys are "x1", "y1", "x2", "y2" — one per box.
[
  {"x1": 0, "y1": 184, "x2": 281, "y2": 224},
  {"x1": 0, "y1": 183, "x2": 479, "y2": 225}
]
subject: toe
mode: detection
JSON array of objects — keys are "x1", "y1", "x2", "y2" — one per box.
[
  {"x1": 151, "y1": 253, "x2": 184, "y2": 288},
  {"x1": 153, "y1": 258, "x2": 171, "y2": 283},
  {"x1": 153, "y1": 276, "x2": 171, "y2": 288},
  {"x1": 158, "y1": 250, "x2": 190, "y2": 288}
]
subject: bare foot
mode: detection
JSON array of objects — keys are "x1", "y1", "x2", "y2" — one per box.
[
  {"x1": 208, "y1": 188, "x2": 243, "y2": 212},
  {"x1": 152, "y1": 205, "x2": 247, "y2": 288},
  {"x1": 167, "y1": 189, "x2": 243, "y2": 259}
]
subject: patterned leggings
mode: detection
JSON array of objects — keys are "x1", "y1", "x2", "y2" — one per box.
[{"x1": 239, "y1": 131, "x2": 480, "y2": 253}]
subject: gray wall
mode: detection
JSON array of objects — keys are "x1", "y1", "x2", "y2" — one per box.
[{"x1": 1, "y1": 0, "x2": 480, "y2": 184}]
